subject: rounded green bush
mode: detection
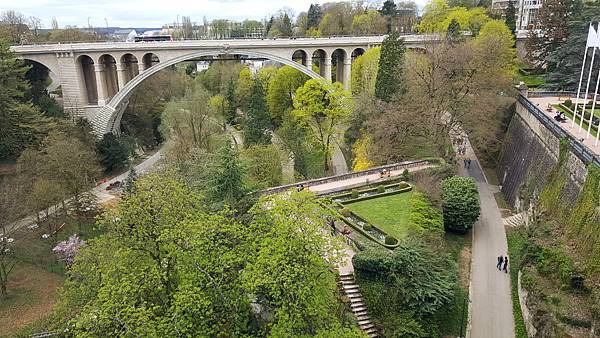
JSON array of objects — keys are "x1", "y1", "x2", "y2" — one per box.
[
  {"x1": 384, "y1": 236, "x2": 398, "y2": 245},
  {"x1": 377, "y1": 185, "x2": 386, "y2": 193},
  {"x1": 441, "y1": 176, "x2": 480, "y2": 233},
  {"x1": 351, "y1": 189, "x2": 359, "y2": 199},
  {"x1": 398, "y1": 181, "x2": 410, "y2": 189},
  {"x1": 340, "y1": 208, "x2": 351, "y2": 217},
  {"x1": 363, "y1": 223, "x2": 373, "y2": 231}
]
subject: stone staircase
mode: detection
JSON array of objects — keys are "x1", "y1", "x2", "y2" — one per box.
[
  {"x1": 503, "y1": 212, "x2": 526, "y2": 227},
  {"x1": 339, "y1": 272, "x2": 378, "y2": 337}
]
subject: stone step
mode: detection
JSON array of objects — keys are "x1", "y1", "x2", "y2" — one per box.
[
  {"x1": 352, "y1": 306, "x2": 366, "y2": 313},
  {"x1": 360, "y1": 323, "x2": 375, "y2": 330},
  {"x1": 345, "y1": 289, "x2": 361, "y2": 296},
  {"x1": 356, "y1": 314, "x2": 371, "y2": 321},
  {"x1": 350, "y1": 300, "x2": 364, "y2": 306},
  {"x1": 343, "y1": 285, "x2": 359, "y2": 291},
  {"x1": 349, "y1": 296, "x2": 363, "y2": 302},
  {"x1": 358, "y1": 319, "x2": 372, "y2": 326},
  {"x1": 340, "y1": 279, "x2": 355, "y2": 284},
  {"x1": 355, "y1": 310, "x2": 368, "y2": 317}
]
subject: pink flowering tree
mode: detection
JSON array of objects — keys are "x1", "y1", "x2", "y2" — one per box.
[{"x1": 52, "y1": 234, "x2": 85, "y2": 266}]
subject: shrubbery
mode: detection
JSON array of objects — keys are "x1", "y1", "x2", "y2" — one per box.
[
  {"x1": 340, "y1": 208, "x2": 351, "y2": 217},
  {"x1": 441, "y1": 176, "x2": 480, "y2": 233},
  {"x1": 398, "y1": 181, "x2": 410, "y2": 189},
  {"x1": 409, "y1": 192, "x2": 444, "y2": 233},
  {"x1": 353, "y1": 237, "x2": 457, "y2": 335},
  {"x1": 377, "y1": 185, "x2": 386, "y2": 193},
  {"x1": 351, "y1": 189, "x2": 359, "y2": 198},
  {"x1": 401, "y1": 169, "x2": 410, "y2": 181},
  {"x1": 363, "y1": 223, "x2": 373, "y2": 231},
  {"x1": 385, "y1": 236, "x2": 398, "y2": 245}
]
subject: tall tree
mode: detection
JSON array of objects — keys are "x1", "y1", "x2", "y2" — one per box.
[
  {"x1": 0, "y1": 10, "x2": 28, "y2": 43},
  {"x1": 446, "y1": 18, "x2": 462, "y2": 43},
  {"x1": 292, "y1": 79, "x2": 352, "y2": 172},
  {"x1": 243, "y1": 80, "x2": 272, "y2": 146},
  {"x1": 0, "y1": 40, "x2": 52, "y2": 160},
  {"x1": 281, "y1": 13, "x2": 293, "y2": 37},
  {"x1": 95, "y1": 133, "x2": 132, "y2": 172},
  {"x1": 307, "y1": 4, "x2": 323, "y2": 29},
  {"x1": 526, "y1": 0, "x2": 582, "y2": 69},
  {"x1": 505, "y1": 0, "x2": 516, "y2": 35},
  {"x1": 266, "y1": 65, "x2": 310, "y2": 127},
  {"x1": 374, "y1": 32, "x2": 406, "y2": 102},
  {"x1": 225, "y1": 79, "x2": 237, "y2": 124},
  {"x1": 207, "y1": 140, "x2": 246, "y2": 208},
  {"x1": 380, "y1": 0, "x2": 397, "y2": 33},
  {"x1": 544, "y1": 5, "x2": 600, "y2": 90}
]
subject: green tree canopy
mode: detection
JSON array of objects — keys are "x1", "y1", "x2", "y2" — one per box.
[
  {"x1": 243, "y1": 79, "x2": 272, "y2": 146},
  {"x1": 293, "y1": 79, "x2": 352, "y2": 172},
  {"x1": 375, "y1": 32, "x2": 406, "y2": 102},
  {"x1": 0, "y1": 40, "x2": 52, "y2": 160},
  {"x1": 266, "y1": 65, "x2": 310, "y2": 126},
  {"x1": 441, "y1": 176, "x2": 480, "y2": 233}
]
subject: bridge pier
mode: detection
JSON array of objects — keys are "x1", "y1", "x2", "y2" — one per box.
[
  {"x1": 343, "y1": 55, "x2": 352, "y2": 91},
  {"x1": 323, "y1": 55, "x2": 332, "y2": 82},
  {"x1": 94, "y1": 64, "x2": 108, "y2": 106}
]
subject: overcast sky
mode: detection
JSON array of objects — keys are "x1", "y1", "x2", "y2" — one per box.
[{"x1": 2, "y1": 0, "x2": 429, "y2": 29}]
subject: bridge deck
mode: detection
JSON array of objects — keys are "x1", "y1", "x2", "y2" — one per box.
[{"x1": 528, "y1": 96, "x2": 600, "y2": 157}]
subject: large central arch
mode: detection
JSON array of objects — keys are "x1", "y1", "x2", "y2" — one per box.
[{"x1": 95, "y1": 48, "x2": 325, "y2": 135}]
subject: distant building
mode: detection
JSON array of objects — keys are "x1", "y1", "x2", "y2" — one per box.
[
  {"x1": 491, "y1": 0, "x2": 542, "y2": 31},
  {"x1": 196, "y1": 61, "x2": 210, "y2": 72},
  {"x1": 390, "y1": 7, "x2": 418, "y2": 34}
]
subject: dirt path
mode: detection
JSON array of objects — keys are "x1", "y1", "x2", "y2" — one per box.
[{"x1": 459, "y1": 138, "x2": 515, "y2": 338}]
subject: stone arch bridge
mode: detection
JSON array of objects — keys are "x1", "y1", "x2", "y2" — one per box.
[{"x1": 11, "y1": 35, "x2": 438, "y2": 136}]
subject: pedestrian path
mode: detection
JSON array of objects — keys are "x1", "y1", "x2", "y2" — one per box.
[
  {"x1": 339, "y1": 272, "x2": 378, "y2": 337},
  {"x1": 457, "y1": 137, "x2": 515, "y2": 338},
  {"x1": 307, "y1": 164, "x2": 434, "y2": 195}
]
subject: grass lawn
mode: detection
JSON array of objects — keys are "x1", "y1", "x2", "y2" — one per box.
[
  {"x1": 345, "y1": 191, "x2": 414, "y2": 239},
  {"x1": 0, "y1": 263, "x2": 64, "y2": 337},
  {"x1": 517, "y1": 73, "x2": 545, "y2": 88}
]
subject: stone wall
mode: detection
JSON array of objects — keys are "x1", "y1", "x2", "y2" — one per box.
[{"x1": 497, "y1": 97, "x2": 589, "y2": 210}]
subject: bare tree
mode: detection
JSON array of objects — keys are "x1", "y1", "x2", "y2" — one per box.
[
  {"x1": 28, "y1": 16, "x2": 41, "y2": 37},
  {"x1": 0, "y1": 10, "x2": 28, "y2": 43},
  {"x1": 51, "y1": 16, "x2": 59, "y2": 30}
]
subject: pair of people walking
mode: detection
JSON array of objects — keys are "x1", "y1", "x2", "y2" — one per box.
[
  {"x1": 496, "y1": 255, "x2": 508, "y2": 273},
  {"x1": 463, "y1": 158, "x2": 472, "y2": 168}
]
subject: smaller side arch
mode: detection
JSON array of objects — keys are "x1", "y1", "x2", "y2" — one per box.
[
  {"x1": 142, "y1": 53, "x2": 160, "y2": 70},
  {"x1": 77, "y1": 54, "x2": 98, "y2": 105},
  {"x1": 292, "y1": 49, "x2": 308, "y2": 66}
]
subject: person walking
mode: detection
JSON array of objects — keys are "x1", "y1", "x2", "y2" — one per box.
[
  {"x1": 503, "y1": 256, "x2": 509, "y2": 273},
  {"x1": 496, "y1": 256, "x2": 503, "y2": 270}
]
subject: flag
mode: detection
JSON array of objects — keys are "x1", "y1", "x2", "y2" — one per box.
[{"x1": 586, "y1": 23, "x2": 600, "y2": 48}]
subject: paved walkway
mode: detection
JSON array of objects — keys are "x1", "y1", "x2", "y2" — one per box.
[
  {"x1": 458, "y1": 138, "x2": 515, "y2": 338},
  {"x1": 529, "y1": 96, "x2": 600, "y2": 155},
  {"x1": 307, "y1": 164, "x2": 433, "y2": 195}
]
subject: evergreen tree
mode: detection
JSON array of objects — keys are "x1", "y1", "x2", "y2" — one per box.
[
  {"x1": 505, "y1": 0, "x2": 516, "y2": 35},
  {"x1": 0, "y1": 40, "x2": 52, "y2": 160},
  {"x1": 380, "y1": 0, "x2": 397, "y2": 33},
  {"x1": 307, "y1": 4, "x2": 323, "y2": 29},
  {"x1": 265, "y1": 16, "x2": 275, "y2": 37},
  {"x1": 446, "y1": 18, "x2": 462, "y2": 42},
  {"x1": 526, "y1": 0, "x2": 583, "y2": 70},
  {"x1": 281, "y1": 14, "x2": 293, "y2": 37},
  {"x1": 545, "y1": 6, "x2": 600, "y2": 90},
  {"x1": 225, "y1": 80, "x2": 237, "y2": 124},
  {"x1": 208, "y1": 140, "x2": 246, "y2": 208},
  {"x1": 96, "y1": 133, "x2": 132, "y2": 172},
  {"x1": 243, "y1": 80, "x2": 272, "y2": 146},
  {"x1": 374, "y1": 32, "x2": 406, "y2": 102}
]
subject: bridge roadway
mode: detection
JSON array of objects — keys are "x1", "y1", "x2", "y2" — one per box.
[{"x1": 11, "y1": 35, "x2": 440, "y2": 136}]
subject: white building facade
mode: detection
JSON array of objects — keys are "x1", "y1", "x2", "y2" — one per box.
[{"x1": 491, "y1": 0, "x2": 542, "y2": 32}]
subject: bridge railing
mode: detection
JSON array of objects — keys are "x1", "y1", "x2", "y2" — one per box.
[
  {"x1": 518, "y1": 94, "x2": 600, "y2": 167},
  {"x1": 260, "y1": 158, "x2": 439, "y2": 195},
  {"x1": 12, "y1": 33, "x2": 439, "y2": 47}
]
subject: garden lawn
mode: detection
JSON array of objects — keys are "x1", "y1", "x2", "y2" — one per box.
[{"x1": 345, "y1": 191, "x2": 413, "y2": 239}]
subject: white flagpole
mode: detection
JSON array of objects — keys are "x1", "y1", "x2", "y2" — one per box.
[
  {"x1": 587, "y1": 66, "x2": 600, "y2": 139},
  {"x1": 587, "y1": 25, "x2": 600, "y2": 139},
  {"x1": 580, "y1": 45, "x2": 596, "y2": 133},
  {"x1": 573, "y1": 45, "x2": 589, "y2": 128},
  {"x1": 594, "y1": 117, "x2": 600, "y2": 146}
]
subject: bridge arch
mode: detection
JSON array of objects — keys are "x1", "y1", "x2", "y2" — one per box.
[
  {"x1": 93, "y1": 48, "x2": 324, "y2": 135},
  {"x1": 77, "y1": 55, "x2": 98, "y2": 105}
]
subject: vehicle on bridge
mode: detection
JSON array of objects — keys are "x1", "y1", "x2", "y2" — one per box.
[{"x1": 134, "y1": 35, "x2": 173, "y2": 42}]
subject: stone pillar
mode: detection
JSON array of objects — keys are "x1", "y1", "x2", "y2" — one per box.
[
  {"x1": 306, "y1": 57, "x2": 312, "y2": 72},
  {"x1": 116, "y1": 62, "x2": 127, "y2": 90},
  {"x1": 94, "y1": 64, "x2": 107, "y2": 106},
  {"x1": 323, "y1": 55, "x2": 332, "y2": 82},
  {"x1": 138, "y1": 61, "x2": 147, "y2": 73},
  {"x1": 343, "y1": 56, "x2": 352, "y2": 91}
]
